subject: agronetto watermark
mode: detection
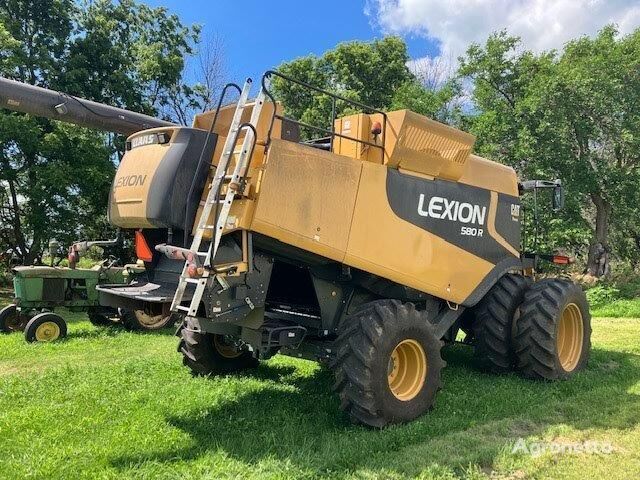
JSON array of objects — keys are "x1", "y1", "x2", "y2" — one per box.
[{"x1": 511, "y1": 438, "x2": 614, "y2": 457}]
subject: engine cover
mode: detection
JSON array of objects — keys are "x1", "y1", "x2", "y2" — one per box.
[{"x1": 108, "y1": 127, "x2": 217, "y2": 231}]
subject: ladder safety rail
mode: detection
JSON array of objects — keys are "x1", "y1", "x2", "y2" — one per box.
[
  {"x1": 169, "y1": 78, "x2": 270, "y2": 318},
  {"x1": 205, "y1": 88, "x2": 267, "y2": 267},
  {"x1": 209, "y1": 82, "x2": 243, "y2": 132},
  {"x1": 261, "y1": 70, "x2": 388, "y2": 162},
  {"x1": 170, "y1": 78, "x2": 254, "y2": 316},
  {"x1": 183, "y1": 82, "x2": 242, "y2": 246},
  {"x1": 207, "y1": 121, "x2": 258, "y2": 266}
]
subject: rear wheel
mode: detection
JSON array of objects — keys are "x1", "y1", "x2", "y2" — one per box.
[
  {"x1": 120, "y1": 306, "x2": 175, "y2": 331},
  {"x1": 332, "y1": 300, "x2": 444, "y2": 428},
  {"x1": 0, "y1": 305, "x2": 27, "y2": 333},
  {"x1": 178, "y1": 317, "x2": 259, "y2": 375},
  {"x1": 514, "y1": 279, "x2": 591, "y2": 380},
  {"x1": 24, "y1": 312, "x2": 67, "y2": 343},
  {"x1": 472, "y1": 273, "x2": 531, "y2": 373}
]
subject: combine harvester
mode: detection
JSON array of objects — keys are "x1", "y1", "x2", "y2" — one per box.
[
  {"x1": 0, "y1": 78, "x2": 178, "y2": 340},
  {"x1": 3, "y1": 72, "x2": 590, "y2": 425},
  {"x1": 97, "y1": 72, "x2": 591, "y2": 426}
]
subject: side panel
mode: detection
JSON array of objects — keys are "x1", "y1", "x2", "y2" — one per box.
[
  {"x1": 251, "y1": 140, "x2": 362, "y2": 262},
  {"x1": 385, "y1": 169, "x2": 520, "y2": 263},
  {"x1": 344, "y1": 162, "x2": 521, "y2": 305}
]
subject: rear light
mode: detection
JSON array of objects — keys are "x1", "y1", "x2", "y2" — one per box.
[
  {"x1": 135, "y1": 230, "x2": 153, "y2": 262},
  {"x1": 552, "y1": 255, "x2": 572, "y2": 265}
]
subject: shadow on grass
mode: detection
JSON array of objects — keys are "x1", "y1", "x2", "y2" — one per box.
[{"x1": 112, "y1": 346, "x2": 640, "y2": 476}]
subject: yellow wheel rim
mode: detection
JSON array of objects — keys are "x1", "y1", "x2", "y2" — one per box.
[
  {"x1": 35, "y1": 321, "x2": 61, "y2": 342},
  {"x1": 213, "y1": 335, "x2": 242, "y2": 359},
  {"x1": 134, "y1": 310, "x2": 167, "y2": 328},
  {"x1": 557, "y1": 303, "x2": 584, "y2": 372},
  {"x1": 387, "y1": 339, "x2": 428, "y2": 401}
]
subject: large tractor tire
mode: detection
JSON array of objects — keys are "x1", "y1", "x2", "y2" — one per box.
[
  {"x1": 0, "y1": 305, "x2": 28, "y2": 333},
  {"x1": 472, "y1": 273, "x2": 531, "y2": 373},
  {"x1": 178, "y1": 317, "x2": 259, "y2": 375},
  {"x1": 24, "y1": 312, "x2": 67, "y2": 343},
  {"x1": 120, "y1": 308, "x2": 176, "y2": 331},
  {"x1": 332, "y1": 300, "x2": 444, "y2": 428},
  {"x1": 514, "y1": 279, "x2": 591, "y2": 380}
]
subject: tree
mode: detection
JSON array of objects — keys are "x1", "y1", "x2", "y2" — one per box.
[
  {"x1": 273, "y1": 37, "x2": 416, "y2": 136},
  {"x1": 459, "y1": 27, "x2": 640, "y2": 276},
  {"x1": 160, "y1": 33, "x2": 227, "y2": 125},
  {"x1": 0, "y1": 0, "x2": 200, "y2": 263}
]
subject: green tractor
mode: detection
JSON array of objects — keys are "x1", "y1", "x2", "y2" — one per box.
[{"x1": 0, "y1": 239, "x2": 174, "y2": 342}]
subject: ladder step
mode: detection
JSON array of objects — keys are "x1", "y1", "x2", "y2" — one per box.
[
  {"x1": 183, "y1": 278, "x2": 201, "y2": 284},
  {"x1": 175, "y1": 305, "x2": 190, "y2": 312},
  {"x1": 212, "y1": 175, "x2": 235, "y2": 182}
]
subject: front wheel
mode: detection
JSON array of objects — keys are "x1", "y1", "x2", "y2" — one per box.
[
  {"x1": 332, "y1": 300, "x2": 444, "y2": 428},
  {"x1": 24, "y1": 312, "x2": 67, "y2": 343},
  {"x1": 178, "y1": 317, "x2": 259, "y2": 375},
  {"x1": 472, "y1": 273, "x2": 531, "y2": 373},
  {"x1": 514, "y1": 279, "x2": 591, "y2": 380}
]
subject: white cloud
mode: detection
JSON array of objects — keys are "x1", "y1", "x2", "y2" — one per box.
[{"x1": 368, "y1": 0, "x2": 640, "y2": 58}]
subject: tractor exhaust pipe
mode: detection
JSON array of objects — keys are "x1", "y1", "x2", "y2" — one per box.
[{"x1": 0, "y1": 77, "x2": 176, "y2": 135}]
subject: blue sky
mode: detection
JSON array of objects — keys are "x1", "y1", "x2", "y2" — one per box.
[
  {"x1": 144, "y1": 0, "x2": 440, "y2": 83},
  {"x1": 145, "y1": 0, "x2": 640, "y2": 85}
]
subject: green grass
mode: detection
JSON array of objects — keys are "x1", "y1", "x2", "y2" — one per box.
[
  {"x1": 1, "y1": 293, "x2": 639, "y2": 479},
  {"x1": 591, "y1": 298, "x2": 640, "y2": 318}
]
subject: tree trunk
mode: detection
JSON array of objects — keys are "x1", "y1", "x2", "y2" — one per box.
[
  {"x1": 586, "y1": 192, "x2": 611, "y2": 277},
  {"x1": 6, "y1": 178, "x2": 30, "y2": 263}
]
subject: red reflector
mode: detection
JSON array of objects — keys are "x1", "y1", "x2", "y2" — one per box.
[
  {"x1": 553, "y1": 255, "x2": 571, "y2": 265},
  {"x1": 135, "y1": 230, "x2": 153, "y2": 262}
]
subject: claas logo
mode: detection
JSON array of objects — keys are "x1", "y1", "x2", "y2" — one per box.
[{"x1": 114, "y1": 174, "x2": 147, "y2": 188}]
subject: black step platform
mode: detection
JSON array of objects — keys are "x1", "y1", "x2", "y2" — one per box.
[{"x1": 97, "y1": 281, "x2": 190, "y2": 309}]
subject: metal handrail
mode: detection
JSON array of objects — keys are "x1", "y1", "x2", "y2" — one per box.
[
  {"x1": 183, "y1": 83, "x2": 242, "y2": 246},
  {"x1": 208, "y1": 122, "x2": 258, "y2": 265},
  {"x1": 261, "y1": 70, "x2": 387, "y2": 161}
]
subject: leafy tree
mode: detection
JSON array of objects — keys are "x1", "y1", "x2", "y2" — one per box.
[
  {"x1": 0, "y1": 0, "x2": 200, "y2": 264},
  {"x1": 459, "y1": 27, "x2": 640, "y2": 276},
  {"x1": 272, "y1": 37, "x2": 458, "y2": 136}
]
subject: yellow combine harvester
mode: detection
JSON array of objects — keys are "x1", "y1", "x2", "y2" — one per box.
[{"x1": 99, "y1": 72, "x2": 591, "y2": 427}]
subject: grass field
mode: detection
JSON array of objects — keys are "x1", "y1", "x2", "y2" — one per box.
[{"x1": 1, "y1": 292, "x2": 639, "y2": 479}]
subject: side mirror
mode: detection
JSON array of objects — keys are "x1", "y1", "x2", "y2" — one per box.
[{"x1": 552, "y1": 184, "x2": 564, "y2": 211}]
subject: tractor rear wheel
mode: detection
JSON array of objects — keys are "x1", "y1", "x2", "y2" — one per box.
[
  {"x1": 472, "y1": 273, "x2": 531, "y2": 373},
  {"x1": 0, "y1": 305, "x2": 27, "y2": 333},
  {"x1": 514, "y1": 279, "x2": 591, "y2": 380},
  {"x1": 332, "y1": 300, "x2": 444, "y2": 428},
  {"x1": 120, "y1": 308, "x2": 175, "y2": 331},
  {"x1": 24, "y1": 312, "x2": 67, "y2": 343},
  {"x1": 178, "y1": 317, "x2": 259, "y2": 375}
]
